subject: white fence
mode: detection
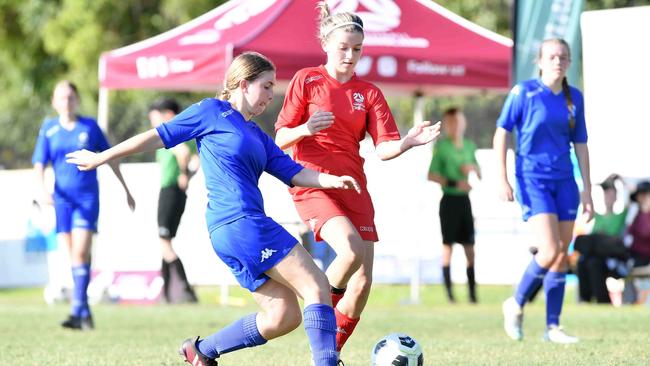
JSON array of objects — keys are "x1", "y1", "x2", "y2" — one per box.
[{"x1": 1, "y1": 144, "x2": 535, "y2": 291}]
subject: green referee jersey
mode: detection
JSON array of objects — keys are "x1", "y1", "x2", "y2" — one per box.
[
  {"x1": 428, "y1": 136, "x2": 478, "y2": 195},
  {"x1": 156, "y1": 141, "x2": 197, "y2": 188}
]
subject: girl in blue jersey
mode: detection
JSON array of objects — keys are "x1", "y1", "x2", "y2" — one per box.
[
  {"x1": 493, "y1": 39, "x2": 593, "y2": 344},
  {"x1": 66, "y1": 52, "x2": 360, "y2": 366},
  {"x1": 32, "y1": 80, "x2": 135, "y2": 330}
]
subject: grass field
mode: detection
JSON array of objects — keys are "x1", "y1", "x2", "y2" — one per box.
[{"x1": 1, "y1": 284, "x2": 648, "y2": 365}]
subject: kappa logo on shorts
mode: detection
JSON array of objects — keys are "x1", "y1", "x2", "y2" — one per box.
[
  {"x1": 260, "y1": 248, "x2": 277, "y2": 263},
  {"x1": 359, "y1": 226, "x2": 374, "y2": 233}
]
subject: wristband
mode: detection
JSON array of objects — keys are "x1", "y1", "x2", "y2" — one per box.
[{"x1": 447, "y1": 179, "x2": 457, "y2": 188}]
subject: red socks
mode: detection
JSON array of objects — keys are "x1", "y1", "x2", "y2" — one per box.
[
  {"x1": 330, "y1": 286, "x2": 346, "y2": 308},
  {"x1": 334, "y1": 308, "x2": 360, "y2": 352}
]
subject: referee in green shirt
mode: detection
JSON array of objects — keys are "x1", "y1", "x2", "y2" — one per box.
[
  {"x1": 149, "y1": 97, "x2": 199, "y2": 303},
  {"x1": 428, "y1": 108, "x2": 481, "y2": 303}
]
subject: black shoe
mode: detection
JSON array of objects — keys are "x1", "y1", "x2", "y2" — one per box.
[
  {"x1": 60, "y1": 315, "x2": 94, "y2": 331},
  {"x1": 178, "y1": 337, "x2": 218, "y2": 366}
]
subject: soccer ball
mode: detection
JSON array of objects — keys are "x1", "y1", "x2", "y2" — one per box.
[{"x1": 371, "y1": 333, "x2": 423, "y2": 366}]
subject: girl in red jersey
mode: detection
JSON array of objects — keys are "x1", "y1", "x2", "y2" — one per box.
[{"x1": 275, "y1": 2, "x2": 441, "y2": 360}]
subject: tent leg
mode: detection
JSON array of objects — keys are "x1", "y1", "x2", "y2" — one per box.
[
  {"x1": 413, "y1": 91, "x2": 424, "y2": 125},
  {"x1": 98, "y1": 87, "x2": 109, "y2": 132}
]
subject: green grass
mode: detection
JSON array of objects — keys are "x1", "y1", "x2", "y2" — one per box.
[{"x1": 1, "y1": 285, "x2": 648, "y2": 365}]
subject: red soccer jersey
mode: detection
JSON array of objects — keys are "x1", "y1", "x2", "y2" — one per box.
[{"x1": 276, "y1": 65, "x2": 400, "y2": 189}]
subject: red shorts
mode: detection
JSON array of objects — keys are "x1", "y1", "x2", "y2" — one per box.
[{"x1": 292, "y1": 188, "x2": 378, "y2": 242}]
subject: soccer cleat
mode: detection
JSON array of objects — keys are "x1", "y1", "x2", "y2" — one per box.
[
  {"x1": 543, "y1": 325, "x2": 579, "y2": 344},
  {"x1": 178, "y1": 337, "x2": 218, "y2": 366},
  {"x1": 502, "y1": 297, "x2": 523, "y2": 341},
  {"x1": 60, "y1": 315, "x2": 94, "y2": 331}
]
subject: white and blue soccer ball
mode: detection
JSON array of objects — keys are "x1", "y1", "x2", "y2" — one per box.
[{"x1": 371, "y1": 332, "x2": 423, "y2": 366}]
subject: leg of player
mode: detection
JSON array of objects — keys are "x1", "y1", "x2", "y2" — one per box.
[
  {"x1": 321, "y1": 217, "x2": 367, "y2": 307},
  {"x1": 543, "y1": 220, "x2": 578, "y2": 344},
  {"x1": 503, "y1": 213, "x2": 560, "y2": 341},
  {"x1": 61, "y1": 228, "x2": 94, "y2": 330},
  {"x1": 334, "y1": 243, "x2": 374, "y2": 355},
  {"x1": 463, "y1": 244, "x2": 477, "y2": 303},
  {"x1": 265, "y1": 244, "x2": 338, "y2": 365},
  {"x1": 441, "y1": 244, "x2": 455, "y2": 303},
  {"x1": 182, "y1": 244, "x2": 337, "y2": 366}
]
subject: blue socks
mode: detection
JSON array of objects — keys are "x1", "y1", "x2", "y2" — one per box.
[
  {"x1": 197, "y1": 304, "x2": 336, "y2": 365},
  {"x1": 198, "y1": 313, "x2": 267, "y2": 359},
  {"x1": 514, "y1": 259, "x2": 549, "y2": 307},
  {"x1": 304, "y1": 303, "x2": 338, "y2": 366},
  {"x1": 71, "y1": 264, "x2": 91, "y2": 318},
  {"x1": 544, "y1": 271, "x2": 567, "y2": 327}
]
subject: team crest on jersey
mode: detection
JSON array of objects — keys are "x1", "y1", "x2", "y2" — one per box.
[
  {"x1": 78, "y1": 132, "x2": 89, "y2": 148},
  {"x1": 352, "y1": 92, "x2": 365, "y2": 111}
]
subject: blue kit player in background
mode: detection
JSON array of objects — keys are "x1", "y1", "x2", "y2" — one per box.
[
  {"x1": 493, "y1": 39, "x2": 593, "y2": 344},
  {"x1": 32, "y1": 80, "x2": 135, "y2": 330},
  {"x1": 66, "y1": 52, "x2": 360, "y2": 366}
]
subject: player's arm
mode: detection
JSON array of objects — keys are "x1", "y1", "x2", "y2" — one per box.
[
  {"x1": 275, "y1": 111, "x2": 334, "y2": 150},
  {"x1": 291, "y1": 168, "x2": 360, "y2": 193},
  {"x1": 375, "y1": 121, "x2": 441, "y2": 161},
  {"x1": 493, "y1": 127, "x2": 513, "y2": 201},
  {"x1": 575, "y1": 143, "x2": 594, "y2": 222},
  {"x1": 33, "y1": 163, "x2": 53, "y2": 205},
  {"x1": 66, "y1": 129, "x2": 164, "y2": 171},
  {"x1": 106, "y1": 160, "x2": 136, "y2": 211},
  {"x1": 172, "y1": 143, "x2": 192, "y2": 190}
]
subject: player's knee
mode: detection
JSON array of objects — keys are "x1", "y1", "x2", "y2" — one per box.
[
  {"x1": 338, "y1": 240, "x2": 365, "y2": 271},
  {"x1": 537, "y1": 246, "x2": 561, "y2": 267},
  {"x1": 265, "y1": 301, "x2": 302, "y2": 336},
  {"x1": 350, "y1": 273, "x2": 373, "y2": 298}
]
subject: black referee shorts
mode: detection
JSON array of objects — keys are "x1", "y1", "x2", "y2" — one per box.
[
  {"x1": 439, "y1": 193, "x2": 475, "y2": 246},
  {"x1": 157, "y1": 185, "x2": 187, "y2": 239}
]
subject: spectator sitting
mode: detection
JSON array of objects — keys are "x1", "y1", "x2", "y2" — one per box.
[
  {"x1": 626, "y1": 181, "x2": 650, "y2": 268},
  {"x1": 575, "y1": 174, "x2": 629, "y2": 304}
]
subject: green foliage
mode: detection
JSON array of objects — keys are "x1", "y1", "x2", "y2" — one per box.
[{"x1": 0, "y1": 0, "x2": 224, "y2": 169}]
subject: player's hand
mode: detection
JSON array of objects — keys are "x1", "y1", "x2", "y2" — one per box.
[
  {"x1": 38, "y1": 190, "x2": 54, "y2": 206},
  {"x1": 458, "y1": 180, "x2": 472, "y2": 192},
  {"x1": 304, "y1": 111, "x2": 334, "y2": 136},
  {"x1": 461, "y1": 164, "x2": 476, "y2": 175},
  {"x1": 126, "y1": 192, "x2": 136, "y2": 212},
  {"x1": 65, "y1": 149, "x2": 102, "y2": 171},
  {"x1": 178, "y1": 173, "x2": 189, "y2": 191},
  {"x1": 581, "y1": 190, "x2": 594, "y2": 222},
  {"x1": 405, "y1": 121, "x2": 441, "y2": 148},
  {"x1": 498, "y1": 179, "x2": 514, "y2": 202},
  {"x1": 331, "y1": 175, "x2": 361, "y2": 193}
]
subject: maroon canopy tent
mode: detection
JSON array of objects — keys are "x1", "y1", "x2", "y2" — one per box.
[{"x1": 98, "y1": 0, "x2": 512, "y2": 126}]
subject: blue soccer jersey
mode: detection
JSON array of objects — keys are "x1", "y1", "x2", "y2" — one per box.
[
  {"x1": 496, "y1": 79, "x2": 587, "y2": 180},
  {"x1": 32, "y1": 116, "x2": 110, "y2": 196},
  {"x1": 156, "y1": 98, "x2": 304, "y2": 234}
]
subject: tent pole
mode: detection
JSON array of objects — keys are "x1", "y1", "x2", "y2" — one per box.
[
  {"x1": 413, "y1": 91, "x2": 424, "y2": 125},
  {"x1": 98, "y1": 87, "x2": 109, "y2": 132}
]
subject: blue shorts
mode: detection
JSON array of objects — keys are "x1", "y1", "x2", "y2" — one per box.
[
  {"x1": 54, "y1": 192, "x2": 100, "y2": 233},
  {"x1": 515, "y1": 176, "x2": 580, "y2": 222},
  {"x1": 210, "y1": 215, "x2": 299, "y2": 292}
]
